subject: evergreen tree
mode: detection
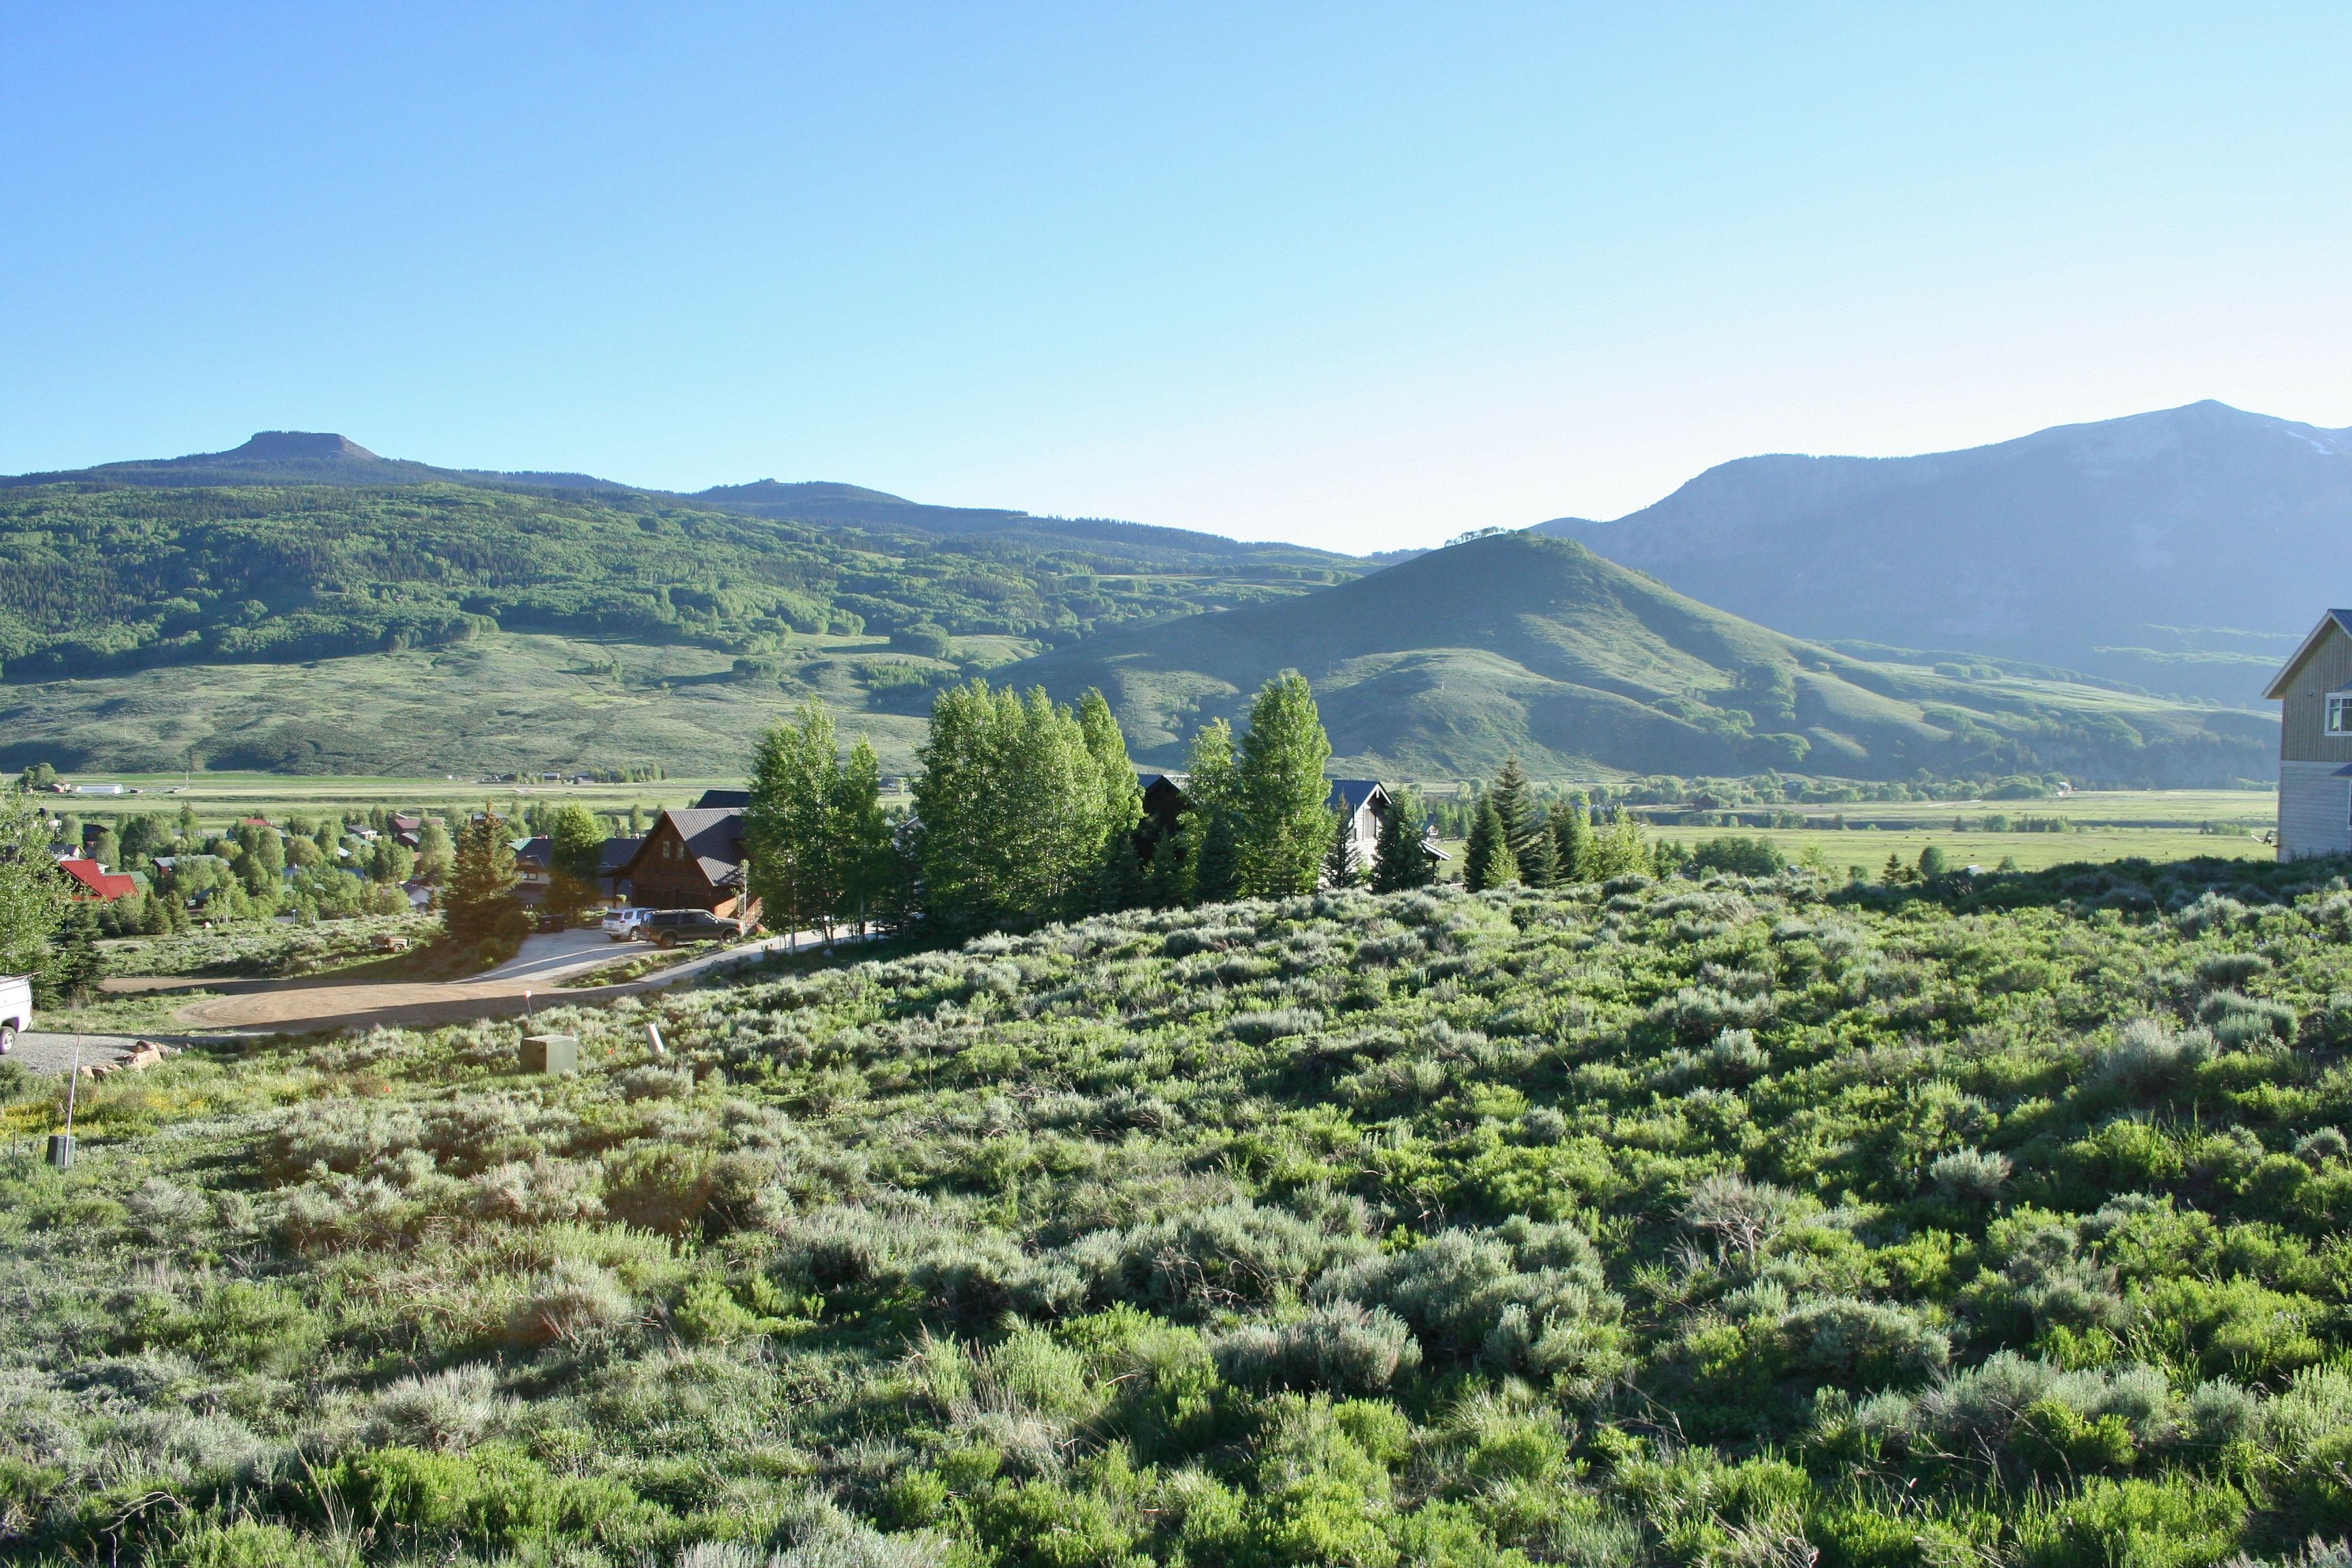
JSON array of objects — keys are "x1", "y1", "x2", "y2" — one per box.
[
  {"x1": 1371, "y1": 786, "x2": 1435, "y2": 892},
  {"x1": 1463, "y1": 799, "x2": 1518, "y2": 892},
  {"x1": 1882, "y1": 851, "x2": 1908, "y2": 885},
  {"x1": 368, "y1": 838, "x2": 416, "y2": 887},
  {"x1": 1321, "y1": 806, "x2": 1362, "y2": 889},
  {"x1": 1553, "y1": 800, "x2": 1594, "y2": 883},
  {"x1": 443, "y1": 805, "x2": 521, "y2": 948},
  {"x1": 1136, "y1": 815, "x2": 1186, "y2": 909},
  {"x1": 1232, "y1": 672, "x2": 1334, "y2": 898},
  {"x1": 37, "y1": 905, "x2": 107, "y2": 1009},
  {"x1": 1518, "y1": 817, "x2": 1558, "y2": 888},
  {"x1": 1096, "y1": 831, "x2": 1150, "y2": 913},
  {"x1": 1488, "y1": 756, "x2": 1538, "y2": 861}
]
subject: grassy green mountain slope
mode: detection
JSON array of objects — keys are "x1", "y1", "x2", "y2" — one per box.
[
  {"x1": 1009, "y1": 532, "x2": 2274, "y2": 785},
  {"x1": 18, "y1": 860, "x2": 2352, "y2": 1563},
  {"x1": 0, "y1": 450, "x2": 1367, "y2": 771}
]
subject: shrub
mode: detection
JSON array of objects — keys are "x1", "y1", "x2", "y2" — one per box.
[
  {"x1": 508, "y1": 1259, "x2": 635, "y2": 1347},
  {"x1": 1213, "y1": 1302, "x2": 1421, "y2": 1395},
  {"x1": 1931, "y1": 1147, "x2": 2013, "y2": 1202}
]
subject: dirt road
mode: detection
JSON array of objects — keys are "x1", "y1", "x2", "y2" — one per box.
[{"x1": 146, "y1": 930, "x2": 851, "y2": 1034}]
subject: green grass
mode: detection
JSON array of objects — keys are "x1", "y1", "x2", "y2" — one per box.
[
  {"x1": 1015, "y1": 532, "x2": 2278, "y2": 783},
  {"x1": 10, "y1": 853, "x2": 2352, "y2": 1563},
  {"x1": 0, "y1": 631, "x2": 940, "y2": 779}
]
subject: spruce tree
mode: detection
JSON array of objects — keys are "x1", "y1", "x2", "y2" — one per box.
[
  {"x1": 1371, "y1": 787, "x2": 1435, "y2": 892},
  {"x1": 443, "y1": 804, "x2": 521, "y2": 949},
  {"x1": 1232, "y1": 672, "x2": 1335, "y2": 898},
  {"x1": 1488, "y1": 755, "x2": 1536, "y2": 854},
  {"x1": 1554, "y1": 800, "x2": 1594, "y2": 883},
  {"x1": 1463, "y1": 799, "x2": 1518, "y2": 892},
  {"x1": 1518, "y1": 817, "x2": 1558, "y2": 888},
  {"x1": 1321, "y1": 806, "x2": 1362, "y2": 889}
]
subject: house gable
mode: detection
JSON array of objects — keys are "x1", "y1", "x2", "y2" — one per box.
[
  {"x1": 2268, "y1": 613, "x2": 2352, "y2": 766},
  {"x1": 616, "y1": 808, "x2": 748, "y2": 912},
  {"x1": 2265, "y1": 610, "x2": 2352, "y2": 701}
]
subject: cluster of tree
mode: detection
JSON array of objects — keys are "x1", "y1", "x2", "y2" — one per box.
[
  {"x1": 1460, "y1": 756, "x2": 1654, "y2": 892},
  {"x1": 742, "y1": 673, "x2": 1356, "y2": 938}
]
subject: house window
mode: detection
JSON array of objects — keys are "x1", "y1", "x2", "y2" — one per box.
[{"x1": 2330, "y1": 693, "x2": 2352, "y2": 736}]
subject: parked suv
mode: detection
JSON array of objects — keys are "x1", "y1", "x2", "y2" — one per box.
[
  {"x1": 0, "y1": 974, "x2": 29, "y2": 1056},
  {"x1": 634, "y1": 909, "x2": 745, "y2": 947},
  {"x1": 601, "y1": 907, "x2": 652, "y2": 942}
]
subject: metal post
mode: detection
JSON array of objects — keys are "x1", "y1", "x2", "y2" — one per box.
[{"x1": 48, "y1": 1038, "x2": 80, "y2": 1171}]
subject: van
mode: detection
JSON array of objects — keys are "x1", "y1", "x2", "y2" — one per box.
[{"x1": 0, "y1": 976, "x2": 29, "y2": 1055}]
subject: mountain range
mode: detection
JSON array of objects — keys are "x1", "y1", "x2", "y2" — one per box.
[
  {"x1": 1535, "y1": 401, "x2": 2351, "y2": 703},
  {"x1": 1011, "y1": 530, "x2": 2270, "y2": 785},
  {"x1": 0, "y1": 415, "x2": 2312, "y2": 783}
]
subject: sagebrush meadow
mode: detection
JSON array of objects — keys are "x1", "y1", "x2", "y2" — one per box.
[{"x1": 16, "y1": 855, "x2": 2352, "y2": 1565}]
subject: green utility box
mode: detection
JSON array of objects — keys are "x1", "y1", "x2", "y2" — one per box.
[{"x1": 521, "y1": 1034, "x2": 579, "y2": 1075}]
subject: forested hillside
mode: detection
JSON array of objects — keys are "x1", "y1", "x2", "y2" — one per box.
[
  {"x1": 1013, "y1": 532, "x2": 2275, "y2": 786},
  {"x1": 0, "y1": 481, "x2": 1357, "y2": 682},
  {"x1": 17, "y1": 857, "x2": 2352, "y2": 1564}
]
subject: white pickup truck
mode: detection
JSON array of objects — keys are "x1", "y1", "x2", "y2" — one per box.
[{"x1": 0, "y1": 975, "x2": 27, "y2": 1055}]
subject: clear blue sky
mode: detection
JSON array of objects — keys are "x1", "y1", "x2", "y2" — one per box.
[{"x1": 3, "y1": 3, "x2": 2345, "y2": 553}]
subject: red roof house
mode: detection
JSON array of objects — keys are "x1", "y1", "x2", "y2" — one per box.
[{"x1": 58, "y1": 858, "x2": 137, "y2": 901}]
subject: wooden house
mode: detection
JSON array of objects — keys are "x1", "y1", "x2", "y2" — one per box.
[
  {"x1": 2265, "y1": 610, "x2": 2352, "y2": 858},
  {"x1": 610, "y1": 808, "x2": 756, "y2": 920}
]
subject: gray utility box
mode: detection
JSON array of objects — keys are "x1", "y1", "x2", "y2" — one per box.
[{"x1": 521, "y1": 1034, "x2": 579, "y2": 1075}]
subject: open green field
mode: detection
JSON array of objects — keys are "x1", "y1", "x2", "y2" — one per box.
[
  {"x1": 0, "y1": 631, "x2": 956, "y2": 781},
  {"x1": 1680, "y1": 824, "x2": 2270, "y2": 877},
  {"x1": 47, "y1": 771, "x2": 754, "y2": 831},
  {"x1": 1665, "y1": 788, "x2": 2276, "y2": 831}
]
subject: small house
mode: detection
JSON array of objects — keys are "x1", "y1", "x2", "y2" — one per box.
[
  {"x1": 510, "y1": 836, "x2": 554, "y2": 902},
  {"x1": 1326, "y1": 779, "x2": 1392, "y2": 878},
  {"x1": 611, "y1": 809, "x2": 755, "y2": 920},
  {"x1": 2266, "y1": 610, "x2": 2352, "y2": 858},
  {"x1": 57, "y1": 857, "x2": 137, "y2": 901}
]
